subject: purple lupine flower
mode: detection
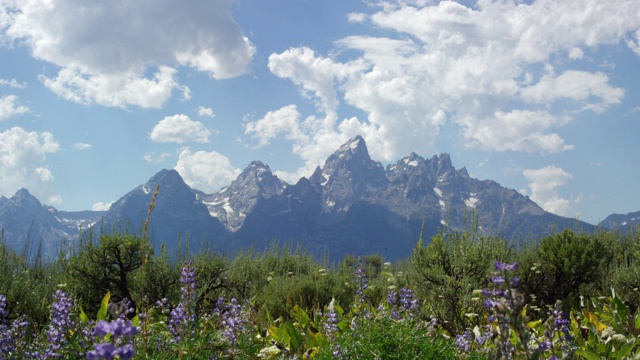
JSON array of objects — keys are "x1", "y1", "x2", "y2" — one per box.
[
  {"x1": 355, "y1": 264, "x2": 368, "y2": 303},
  {"x1": 168, "y1": 303, "x2": 189, "y2": 341},
  {"x1": 87, "y1": 319, "x2": 137, "y2": 359},
  {"x1": 324, "y1": 309, "x2": 338, "y2": 334},
  {"x1": 475, "y1": 326, "x2": 493, "y2": 347},
  {"x1": 86, "y1": 342, "x2": 116, "y2": 359},
  {"x1": 399, "y1": 288, "x2": 419, "y2": 312},
  {"x1": 331, "y1": 344, "x2": 343, "y2": 357},
  {"x1": 168, "y1": 262, "x2": 197, "y2": 342},
  {"x1": 0, "y1": 295, "x2": 7, "y2": 319},
  {"x1": 493, "y1": 261, "x2": 518, "y2": 272},
  {"x1": 180, "y1": 263, "x2": 197, "y2": 303},
  {"x1": 1, "y1": 297, "x2": 30, "y2": 358},
  {"x1": 219, "y1": 298, "x2": 244, "y2": 344},
  {"x1": 455, "y1": 330, "x2": 473, "y2": 352},
  {"x1": 41, "y1": 290, "x2": 76, "y2": 358},
  {"x1": 386, "y1": 290, "x2": 398, "y2": 306}
]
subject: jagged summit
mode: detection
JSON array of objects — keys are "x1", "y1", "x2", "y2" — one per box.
[
  {"x1": 201, "y1": 161, "x2": 286, "y2": 232},
  {"x1": 312, "y1": 135, "x2": 388, "y2": 211}
]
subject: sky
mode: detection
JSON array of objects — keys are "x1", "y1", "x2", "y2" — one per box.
[{"x1": 1, "y1": 0, "x2": 640, "y2": 225}]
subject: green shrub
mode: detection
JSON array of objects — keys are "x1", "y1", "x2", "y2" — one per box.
[{"x1": 410, "y1": 225, "x2": 509, "y2": 335}]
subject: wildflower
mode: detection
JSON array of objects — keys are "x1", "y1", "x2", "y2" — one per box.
[
  {"x1": 215, "y1": 297, "x2": 245, "y2": 345},
  {"x1": 324, "y1": 308, "x2": 338, "y2": 334},
  {"x1": 1, "y1": 296, "x2": 30, "y2": 358},
  {"x1": 87, "y1": 319, "x2": 137, "y2": 360},
  {"x1": 493, "y1": 261, "x2": 518, "y2": 272},
  {"x1": 0, "y1": 295, "x2": 7, "y2": 319},
  {"x1": 355, "y1": 264, "x2": 368, "y2": 304},
  {"x1": 399, "y1": 288, "x2": 419, "y2": 312},
  {"x1": 43, "y1": 290, "x2": 75, "y2": 358},
  {"x1": 168, "y1": 262, "x2": 197, "y2": 342},
  {"x1": 455, "y1": 330, "x2": 473, "y2": 352}
]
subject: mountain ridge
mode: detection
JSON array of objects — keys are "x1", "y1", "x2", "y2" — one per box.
[{"x1": 0, "y1": 136, "x2": 631, "y2": 260}]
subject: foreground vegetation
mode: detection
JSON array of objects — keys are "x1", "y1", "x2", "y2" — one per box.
[{"x1": 2, "y1": 219, "x2": 640, "y2": 359}]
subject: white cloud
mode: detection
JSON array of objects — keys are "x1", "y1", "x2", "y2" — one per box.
[
  {"x1": 72, "y1": 142, "x2": 92, "y2": 150},
  {"x1": 91, "y1": 201, "x2": 113, "y2": 211},
  {"x1": 245, "y1": 105, "x2": 305, "y2": 147},
  {"x1": 174, "y1": 148, "x2": 240, "y2": 193},
  {"x1": 3, "y1": 0, "x2": 255, "y2": 108},
  {"x1": 460, "y1": 110, "x2": 574, "y2": 153},
  {"x1": 268, "y1": 47, "x2": 359, "y2": 116},
  {"x1": 198, "y1": 106, "x2": 214, "y2": 118},
  {"x1": 568, "y1": 47, "x2": 584, "y2": 60},
  {"x1": 523, "y1": 165, "x2": 575, "y2": 217},
  {"x1": 520, "y1": 70, "x2": 624, "y2": 113},
  {"x1": 0, "y1": 95, "x2": 30, "y2": 120},
  {"x1": 0, "y1": 78, "x2": 27, "y2": 89},
  {"x1": 150, "y1": 114, "x2": 211, "y2": 144},
  {"x1": 0, "y1": 127, "x2": 60, "y2": 204},
  {"x1": 254, "y1": 0, "x2": 640, "y2": 173},
  {"x1": 40, "y1": 66, "x2": 187, "y2": 109}
]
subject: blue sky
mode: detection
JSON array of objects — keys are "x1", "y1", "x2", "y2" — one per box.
[{"x1": 1, "y1": 0, "x2": 640, "y2": 224}]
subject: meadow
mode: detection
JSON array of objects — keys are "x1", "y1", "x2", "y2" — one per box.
[{"x1": 2, "y1": 217, "x2": 640, "y2": 359}]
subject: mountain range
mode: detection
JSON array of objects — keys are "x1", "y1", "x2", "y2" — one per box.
[{"x1": 1, "y1": 136, "x2": 636, "y2": 261}]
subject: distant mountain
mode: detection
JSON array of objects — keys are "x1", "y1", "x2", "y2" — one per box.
[
  {"x1": 228, "y1": 135, "x2": 594, "y2": 260},
  {"x1": 0, "y1": 189, "x2": 103, "y2": 259},
  {"x1": 1, "y1": 135, "x2": 608, "y2": 261},
  {"x1": 599, "y1": 211, "x2": 640, "y2": 232},
  {"x1": 197, "y1": 161, "x2": 286, "y2": 232},
  {"x1": 101, "y1": 169, "x2": 229, "y2": 254}
]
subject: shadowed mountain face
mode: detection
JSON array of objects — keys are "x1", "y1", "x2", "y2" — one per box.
[
  {"x1": 101, "y1": 169, "x2": 230, "y2": 254},
  {"x1": 0, "y1": 189, "x2": 103, "y2": 259},
  {"x1": 599, "y1": 211, "x2": 640, "y2": 233},
  {"x1": 2, "y1": 136, "x2": 602, "y2": 261}
]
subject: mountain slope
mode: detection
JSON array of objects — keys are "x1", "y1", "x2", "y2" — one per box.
[
  {"x1": 198, "y1": 161, "x2": 286, "y2": 232},
  {"x1": 101, "y1": 169, "x2": 229, "y2": 254},
  {"x1": 0, "y1": 189, "x2": 103, "y2": 259},
  {"x1": 599, "y1": 211, "x2": 640, "y2": 232}
]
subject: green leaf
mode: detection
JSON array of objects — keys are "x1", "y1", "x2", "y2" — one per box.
[
  {"x1": 292, "y1": 305, "x2": 311, "y2": 330},
  {"x1": 305, "y1": 327, "x2": 326, "y2": 348},
  {"x1": 131, "y1": 314, "x2": 140, "y2": 327},
  {"x1": 97, "y1": 291, "x2": 110, "y2": 321},
  {"x1": 527, "y1": 319, "x2": 542, "y2": 329},
  {"x1": 268, "y1": 325, "x2": 291, "y2": 347},
  {"x1": 574, "y1": 349, "x2": 601, "y2": 360},
  {"x1": 79, "y1": 306, "x2": 88, "y2": 324},
  {"x1": 284, "y1": 320, "x2": 303, "y2": 352}
]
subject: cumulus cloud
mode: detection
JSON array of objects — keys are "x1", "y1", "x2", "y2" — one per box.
[
  {"x1": 523, "y1": 165, "x2": 575, "y2": 217},
  {"x1": 0, "y1": 127, "x2": 60, "y2": 204},
  {"x1": 198, "y1": 106, "x2": 214, "y2": 118},
  {"x1": 250, "y1": 0, "x2": 640, "y2": 175},
  {"x1": 150, "y1": 114, "x2": 211, "y2": 144},
  {"x1": 520, "y1": 70, "x2": 624, "y2": 113},
  {"x1": 2, "y1": 0, "x2": 255, "y2": 108},
  {"x1": 245, "y1": 105, "x2": 305, "y2": 146},
  {"x1": 0, "y1": 95, "x2": 30, "y2": 120},
  {"x1": 174, "y1": 148, "x2": 240, "y2": 193},
  {"x1": 91, "y1": 201, "x2": 113, "y2": 211},
  {"x1": 460, "y1": 110, "x2": 573, "y2": 153}
]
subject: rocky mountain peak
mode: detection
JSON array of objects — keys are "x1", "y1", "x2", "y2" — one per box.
[
  {"x1": 202, "y1": 161, "x2": 286, "y2": 232},
  {"x1": 139, "y1": 169, "x2": 192, "y2": 200},
  {"x1": 314, "y1": 136, "x2": 388, "y2": 212},
  {"x1": 10, "y1": 188, "x2": 43, "y2": 209}
]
